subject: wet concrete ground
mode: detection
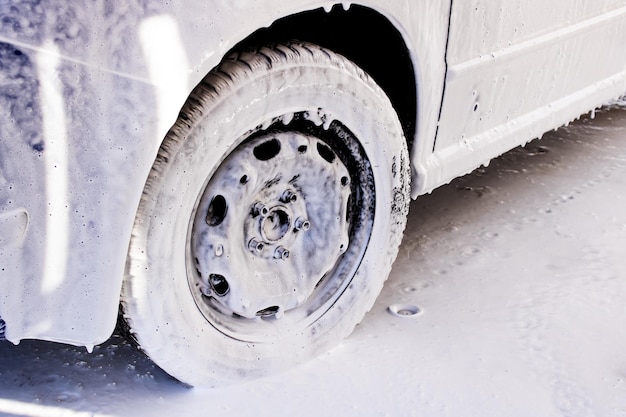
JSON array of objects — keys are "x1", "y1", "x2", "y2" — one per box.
[{"x1": 1, "y1": 103, "x2": 625, "y2": 417}]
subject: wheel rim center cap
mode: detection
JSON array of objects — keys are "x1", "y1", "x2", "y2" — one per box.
[{"x1": 260, "y1": 207, "x2": 291, "y2": 242}]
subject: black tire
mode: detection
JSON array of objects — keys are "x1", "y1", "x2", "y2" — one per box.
[{"x1": 121, "y1": 42, "x2": 410, "y2": 386}]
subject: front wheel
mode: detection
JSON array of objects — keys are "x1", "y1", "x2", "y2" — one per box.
[{"x1": 122, "y1": 42, "x2": 410, "y2": 386}]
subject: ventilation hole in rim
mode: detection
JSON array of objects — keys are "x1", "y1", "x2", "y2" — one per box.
[
  {"x1": 193, "y1": 257, "x2": 201, "y2": 276},
  {"x1": 316, "y1": 142, "x2": 335, "y2": 163},
  {"x1": 206, "y1": 195, "x2": 227, "y2": 226},
  {"x1": 253, "y1": 138, "x2": 281, "y2": 161},
  {"x1": 209, "y1": 274, "x2": 230, "y2": 296},
  {"x1": 346, "y1": 194, "x2": 352, "y2": 221},
  {"x1": 256, "y1": 306, "x2": 280, "y2": 317},
  {"x1": 314, "y1": 274, "x2": 327, "y2": 289}
]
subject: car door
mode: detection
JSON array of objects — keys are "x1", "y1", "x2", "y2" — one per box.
[{"x1": 431, "y1": 0, "x2": 626, "y2": 183}]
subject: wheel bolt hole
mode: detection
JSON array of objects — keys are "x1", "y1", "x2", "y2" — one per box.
[
  {"x1": 206, "y1": 195, "x2": 227, "y2": 226},
  {"x1": 341, "y1": 176, "x2": 350, "y2": 187},
  {"x1": 297, "y1": 145, "x2": 308, "y2": 154},
  {"x1": 209, "y1": 274, "x2": 229, "y2": 297},
  {"x1": 240, "y1": 175, "x2": 249, "y2": 184}
]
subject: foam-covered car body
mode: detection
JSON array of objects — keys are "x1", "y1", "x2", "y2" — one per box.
[{"x1": 0, "y1": 0, "x2": 625, "y2": 350}]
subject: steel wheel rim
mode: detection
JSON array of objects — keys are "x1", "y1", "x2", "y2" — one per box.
[{"x1": 186, "y1": 112, "x2": 376, "y2": 342}]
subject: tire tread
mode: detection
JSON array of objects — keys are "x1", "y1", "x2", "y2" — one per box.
[{"x1": 121, "y1": 40, "x2": 410, "y2": 385}]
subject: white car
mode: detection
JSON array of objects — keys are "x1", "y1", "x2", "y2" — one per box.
[{"x1": 1, "y1": 1, "x2": 625, "y2": 386}]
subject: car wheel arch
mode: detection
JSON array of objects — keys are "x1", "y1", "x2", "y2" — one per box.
[{"x1": 223, "y1": 3, "x2": 419, "y2": 151}]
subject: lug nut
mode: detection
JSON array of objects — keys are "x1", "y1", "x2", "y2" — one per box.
[
  {"x1": 251, "y1": 202, "x2": 269, "y2": 217},
  {"x1": 248, "y1": 238, "x2": 264, "y2": 253},
  {"x1": 294, "y1": 217, "x2": 311, "y2": 232},
  {"x1": 280, "y1": 190, "x2": 297, "y2": 204},
  {"x1": 214, "y1": 244, "x2": 224, "y2": 257},
  {"x1": 274, "y1": 246, "x2": 290, "y2": 260}
]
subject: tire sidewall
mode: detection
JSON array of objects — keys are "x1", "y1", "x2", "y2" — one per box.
[{"x1": 127, "y1": 61, "x2": 409, "y2": 385}]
